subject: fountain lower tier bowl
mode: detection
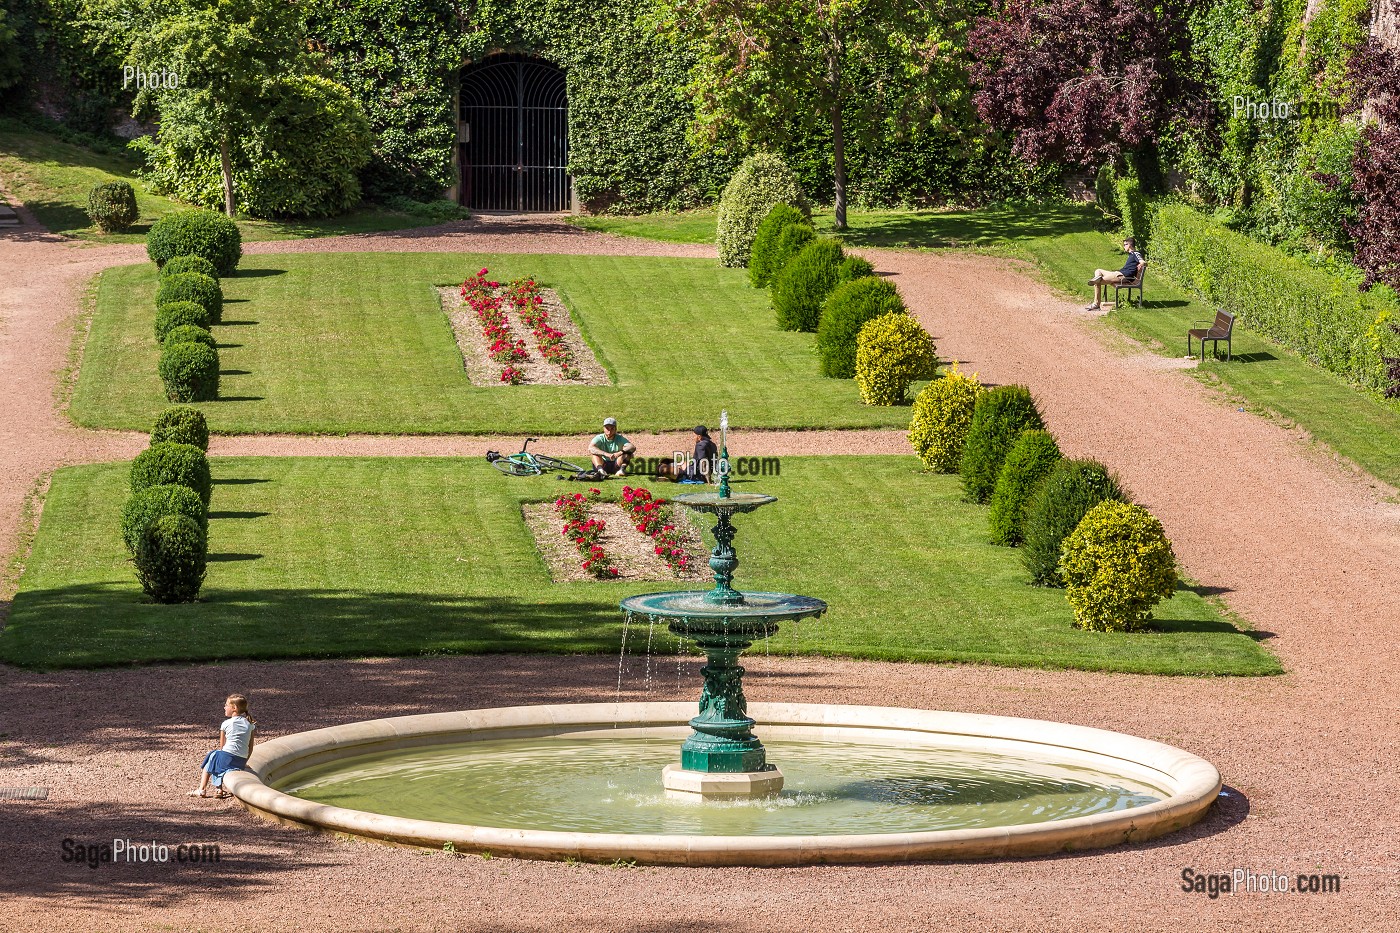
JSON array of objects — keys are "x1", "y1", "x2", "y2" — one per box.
[{"x1": 225, "y1": 702, "x2": 1220, "y2": 866}]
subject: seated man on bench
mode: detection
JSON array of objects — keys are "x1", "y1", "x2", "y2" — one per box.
[
  {"x1": 1086, "y1": 237, "x2": 1143, "y2": 311},
  {"x1": 588, "y1": 417, "x2": 636, "y2": 477}
]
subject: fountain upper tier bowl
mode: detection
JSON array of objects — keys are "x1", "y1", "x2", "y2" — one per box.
[{"x1": 225, "y1": 702, "x2": 1221, "y2": 866}]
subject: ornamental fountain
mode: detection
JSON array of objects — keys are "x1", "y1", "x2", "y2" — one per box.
[
  {"x1": 620, "y1": 410, "x2": 826, "y2": 798},
  {"x1": 223, "y1": 409, "x2": 1223, "y2": 865}
]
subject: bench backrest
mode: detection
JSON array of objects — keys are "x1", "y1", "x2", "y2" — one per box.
[
  {"x1": 1212, "y1": 309, "x2": 1234, "y2": 336},
  {"x1": 1131, "y1": 258, "x2": 1148, "y2": 286}
]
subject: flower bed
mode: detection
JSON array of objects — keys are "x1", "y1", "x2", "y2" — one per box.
[
  {"x1": 553, "y1": 489, "x2": 618, "y2": 578},
  {"x1": 621, "y1": 486, "x2": 695, "y2": 574},
  {"x1": 439, "y1": 272, "x2": 609, "y2": 388}
]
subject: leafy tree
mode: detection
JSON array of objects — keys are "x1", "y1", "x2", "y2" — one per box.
[
  {"x1": 1344, "y1": 38, "x2": 1400, "y2": 291},
  {"x1": 968, "y1": 0, "x2": 1199, "y2": 169},
  {"x1": 0, "y1": 7, "x2": 22, "y2": 96},
  {"x1": 117, "y1": 0, "x2": 311, "y2": 217},
  {"x1": 659, "y1": 0, "x2": 971, "y2": 229}
]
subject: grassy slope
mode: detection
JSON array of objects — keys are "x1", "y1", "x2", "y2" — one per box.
[
  {"x1": 573, "y1": 205, "x2": 1400, "y2": 488},
  {"x1": 72, "y1": 252, "x2": 917, "y2": 435},
  {"x1": 0, "y1": 118, "x2": 455, "y2": 243},
  {"x1": 0, "y1": 456, "x2": 1278, "y2": 675}
]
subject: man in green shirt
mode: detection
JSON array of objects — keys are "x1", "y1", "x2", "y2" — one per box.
[{"x1": 588, "y1": 417, "x2": 636, "y2": 476}]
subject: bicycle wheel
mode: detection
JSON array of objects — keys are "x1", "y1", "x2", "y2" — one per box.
[
  {"x1": 492, "y1": 457, "x2": 540, "y2": 477},
  {"x1": 533, "y1": 455, "x2": 588, "y2": 475}
]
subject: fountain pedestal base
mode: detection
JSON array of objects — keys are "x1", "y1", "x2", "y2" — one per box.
[{"x1": 661, "y1": 763, "x2": 784, "y2": 799}]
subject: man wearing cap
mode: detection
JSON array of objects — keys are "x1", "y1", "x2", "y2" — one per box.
[{"x1": 588, "y1": 417, "x2": 636, "y2": 476}]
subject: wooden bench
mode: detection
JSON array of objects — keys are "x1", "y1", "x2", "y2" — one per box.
[
  {"x1": 1112, "y1": 258, "x2": 1147, "y2": 307},
  {"x1": 1188, "y1": 309, "x2": 1235, "y2": 361}
]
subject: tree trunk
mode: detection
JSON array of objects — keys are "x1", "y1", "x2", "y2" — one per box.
[
  {"x1": 219, "y1": 135, "x2": 235, "y2": 218},
  {"x1": 828, "y1": 51, "x2": 847, "y2": 231}
]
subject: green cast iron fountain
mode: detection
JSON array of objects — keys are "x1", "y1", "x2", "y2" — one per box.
[{"x1": 619, "y1": 412, "x2": 826, "y2": 798}]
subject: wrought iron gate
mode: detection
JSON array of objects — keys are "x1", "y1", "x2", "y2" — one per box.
[{"x1": 459, "y1": 55, "x2": 570, "y2": 212}]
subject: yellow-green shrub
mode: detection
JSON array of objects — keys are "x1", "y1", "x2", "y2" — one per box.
[
  {"x1": 854, "y1": 313, "x2": 939, "y2": 405},
  {"x1": 1060, "y1": 501, "x2": 1177, "y2": 632},
  {"x1": 907, "y1": 364, "x2": 982, "y2": 471}
]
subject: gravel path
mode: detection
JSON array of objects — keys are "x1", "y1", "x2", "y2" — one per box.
[{"x1": 2, "y1": 213, "x2": 1398, "y2": 931}]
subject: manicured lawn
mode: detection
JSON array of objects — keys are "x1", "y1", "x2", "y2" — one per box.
[
  {"x1": 0, "y1": 118, "x2": 459, "y2": 243},
  {"x1": 573, "y1": 203, "x2": 1400, "y2": 489},
  {"x1": 0, "y1": 456, "x2": 1280, "y2": 675},
  {"x1": 72, "y1": 252, "x2": 916, "y2": 434}
]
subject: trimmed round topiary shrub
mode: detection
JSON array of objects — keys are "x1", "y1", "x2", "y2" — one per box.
[
  {"x1": 959, "y1": 385, "x2": 1046, "y2": 504},
  {"x1": 1061, "y1": 500, "x2": 1177, "y2": 632},
  {"x1": 987, "y1": 429, "x2": 1062, "y2": 546},
  {"x1": 159, "y1": 255, "x2": 220, "y2": 280},
  {"x1": 154, "y1": 301, "x2": 212, "y2": 341},
  {"x1": 158, "y1": 342, "x2": 220, "y2": 403},
  {"x1": 836, "y1": 256, "x2": 875, "y2": 282},
  {"x1": 120, "y1": 483, "x2": 208, "y2": 555},
  {"x1": 146, "y1": 209, "x2": 242, "y2": 275},
  {"x1": 908, "y1": 364, "x2": 983, "y2": 472},
  {"x1": 151, "y1": 405, "x2": 210, "y2": 450},
  {"x1": 772, "y1": 237, "x2": 846, "y2": 332},
  {"x1": 749, "y1": 203, "x2": 809, "y2": 288},
  {"x1": 156, "y1": 272, "x2": 222, "y2": 323},
  {"x1": 130, "y1": 441, "x2": 212, "y2": 506},
  {"x1": 87, "y1": 181, "x2": 139, "y2": 232},
  {"x1": 134, "y1": 513, "x2": 208, "y2": 604},
  {"x1": 854, "y1": 313, "x2": 939, "y2": 405},
  {"x1": 1021, "y1": 459, "x2": 1127, "y2": 587},
  {"x1": 716, "y1": 153, "x2": 806, "y2": 268},
  {"x1": 816, "y1": 276, "x2": 907, "y2": 378},
  {"x1": 767, "y1": 223, "x2": 815, "y2": 284},
  {"x1": 162, "y1": 324, "x2": 218, "y2": 352}
]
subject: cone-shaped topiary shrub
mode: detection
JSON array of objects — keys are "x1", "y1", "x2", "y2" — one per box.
[
  {"x1": 87, "y1": 181, "x2": 139, "y2": 232},
  {"x1": 772, "y1": 237, "x2": 846, "y2": 332},
  {"x1": 154, "y1": 301, "x2": 212, "y2": 341},
  {"x1": 959, "y1": 385, "x2": 1045, "y2": 503},
  {"x1": 159, "y1": 255, "x2": 220, "y2": 280},
  {"x1": 817, "y1": 276, "x2": 907, "y2": 378},
  {"x1": 749, "y1": 203, "x2": 809, "y2": 288},
  {"x1": 131, "y1": 441, "x2": 212, "y2": 506},
  {"x1": 134, "y1": 513, "x2": 208, "y2": 603},
  {"x1": 147, "y1": 209, "x2": 242, "y2": 275},
  {"x1": 716, "y1": 153, "x2": 806, "y2": 268},
  {"x1": 162, "y1": 324, "x2": 218, "y2": 352},
  {"x1": 121, "y1": 483, "x2": 208, "y2": 555},
  {"x1": 854, "y1": 313, "x2": 939, "y2": 405},
  {"x1": 836, "y1": 256, "x2": 875, "y2": 282},
  {"x1": 908, "y1": 364, "x2": 983, "y2": 472},
  {"x1": 1021, "y1": 458, "x2": 1126, "y2": 587},
  {"x1": 156, "y1": 272, "x2": 222, "y2": 323},
  {"x1": 768, "y1": 223, "x2": 815, "y2": 284},
  {"x1": 158, "y1": 342, "x2": 220, "y2": 402},
  {"x1": 987, "y1": 429, "x2": 1062, "y2": 546},
  {"x1": 151, "y1": 405, "x2": 210, "y2": 450},
  {"x1": 1061, "y1": 500, "x2": 1177, "y2": 631}
]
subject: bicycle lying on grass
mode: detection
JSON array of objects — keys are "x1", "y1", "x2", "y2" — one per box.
[{"x1": 486, "y1": 438, "x2": 589, "y2": 477}]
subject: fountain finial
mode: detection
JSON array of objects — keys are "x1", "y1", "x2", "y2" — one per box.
[{"x1": 718, "y1": 410, "x2": 730, "y2": 499}]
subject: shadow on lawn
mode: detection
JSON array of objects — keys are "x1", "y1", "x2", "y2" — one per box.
[
  {"x1": 833, "y1": 204, "x2": 1102, "y2": 250},
  {"x1": 0, "y1": 584, "x2": 626, "y2": 671}
]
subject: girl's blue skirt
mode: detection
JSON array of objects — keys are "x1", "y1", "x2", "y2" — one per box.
[{"x1": 201, "y1": 749, "x2": 248, "y2": 787}]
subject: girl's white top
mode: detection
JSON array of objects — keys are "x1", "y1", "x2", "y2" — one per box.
[{"x1": 221, "y1": 716, "x2": 256, "y2": 757}]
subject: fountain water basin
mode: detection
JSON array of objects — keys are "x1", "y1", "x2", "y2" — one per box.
[{"x1": 224, "y1": 701, "x2": 1221, "y2": 865}]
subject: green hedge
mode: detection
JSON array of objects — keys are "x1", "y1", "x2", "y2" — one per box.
[
  {"x1": 772, "y1": 237, "x2": 846, "y2": 332},
  {"x1": 154, "y1": 301, "x2": 212, "y2": 342},
  {"x1": 120, "y1": 483, "x2": 208, "y2": 555},
  {"x1": 749, "y1": 203, "x2": 809, "y2": 288},
  {"x1": 151, "y1": 406, "x2": 210, "y2": 450},
  {"x1": 134, "y1": 513, "x2": 207, "y2": 604},
  {"x1": 87, "y1": 181, "x2": 138, "y2": 232},
  {"x1": 156, "y1": 273, "x2": 223, "y2": 324},
  {"x1": 146, "y1": 210, "x2": 242, "y2": 275},
  {"x1": 1153, "y1": 203, "x2": 1400, "y2": 394},
  {"x1": 816, "y1": 276, "x2": 906, "y2": 378},
  {"x1": 130, "y1": 442, "x2": 212, "y2": 506}
]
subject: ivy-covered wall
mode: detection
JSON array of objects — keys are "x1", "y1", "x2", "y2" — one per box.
[{"x1": 302, "y1": 0, "x2": 1055, "y2": 211}]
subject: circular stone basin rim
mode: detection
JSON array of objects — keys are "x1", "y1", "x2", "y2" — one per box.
[{"x1": 225, "y1": 702, "x2": 1221, "y2": 866}]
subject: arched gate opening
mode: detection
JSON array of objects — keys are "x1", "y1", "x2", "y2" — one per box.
[{"x1": 458, "y1": 54, "x2": 570, "y2": 212}]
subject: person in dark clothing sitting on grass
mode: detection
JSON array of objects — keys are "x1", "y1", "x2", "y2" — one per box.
[
  {"x1": 1086, "y1": 237, "x2": 1143, "y2": 310},
  {"x1": 656, "y1": 425, "x2": 719, "y2": 484}
]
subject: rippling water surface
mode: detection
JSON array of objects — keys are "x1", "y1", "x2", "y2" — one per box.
[{"x1": 278, "y1": 737, "x2": 1165, "y2": 836}]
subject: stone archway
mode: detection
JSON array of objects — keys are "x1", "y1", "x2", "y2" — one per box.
[{"x1": 458, "y1": 54, "x2": 570, "y2": 212}]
